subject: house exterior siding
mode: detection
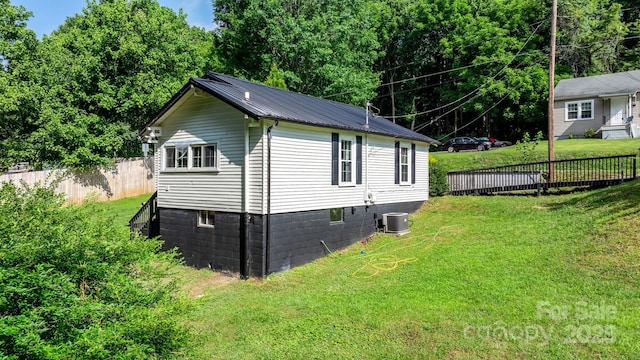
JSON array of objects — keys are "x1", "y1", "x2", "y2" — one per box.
[
  {"x1": 142, "y1": 73, "x2": 437, "y2": 277},
  {"x1": 553, "y1": 70, "x2": 640, "y2": 139},
  {"x1": 553, "y1": 97, "x2": 605, "y2": 139},
  {"x1": 155, "y1": 93, "x2": 245, "y2": 212},
  {"x1": 267, "y1": 122, "x2": 428, "y2": 214}
]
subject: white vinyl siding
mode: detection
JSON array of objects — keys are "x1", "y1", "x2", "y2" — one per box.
[
  {"x1": 154, "y1": 96, "x2": 429, "y2": 215},
  {"x1": 565, "y1": 100, "x2": 594, "y2": 121},
  {"x1": 268, "y1": 123, "x2": 428, "y2": 214},
  {"x1": 155, "y1": 94, "x2": 244, "y2": 212},
  {"x1": 248, "y1": 124, "x2": 265, "y2": 214}
]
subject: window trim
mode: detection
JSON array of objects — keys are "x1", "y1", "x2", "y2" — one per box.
[
  {"x1": 565, "y1": 100, "x2": 594, "y2": 121},
  {"x1": 190, "y1": 143, "x2": 218, "y2": 171},
  {"x1": 162, "y1": 141, "x2": 219, "y2": 172},
  {"x1": 400, "y1": 144, "x2": 411, "y2": 185},
  {"x1": 198, "y1": 210, "x2": 215, "y2": 228},
  {"x1": 339, "y1": 136, "x2": 355, "y2": 186}
]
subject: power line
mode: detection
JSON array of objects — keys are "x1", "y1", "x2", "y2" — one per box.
[
  {"x1": 401, "y1": 21, "x2": 546, "y2": 132},
  {"x1": 443, "y1": 95, "x2": 509, "y2": 138}
]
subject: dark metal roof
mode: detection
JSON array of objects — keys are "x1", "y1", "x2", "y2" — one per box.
[
  {"x1": 143, "y1": 72, "x2": 438, "y2": 144},
  {"x1": 554, "y1": 70, "x2": 640, "y2": 100}
]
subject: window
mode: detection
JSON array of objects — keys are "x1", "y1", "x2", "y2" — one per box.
[
  {"x1": 192, "y1": 144, "x2": 216, "y2": 169},
  {"x1": 340, "y1": 139, "x2": 353, "y2": 184},
  {"x1": 332, "y1": 133, "x2": 361, "y2": 186},
  {"x1": 400, "y1": 146, "x2": 409, "y2": 183},
  {"x1": 330, "y1": 208, "x2": 343, "y2": 223},
  {"x1": 198, "y1": 210, "x2": 215, "y2": 228},
  {"x1": 395, "y1": 142, "x2": 414, "y2": 185},
  {"x1": 565, "y1": 100, "x2": 594, "y2": 121},
  {"x1": 164, "y1": 145, "x2": 188, "y2": 169},
  {"x1": 163, "y1": 142, "x2": 218, "y2": 171}
]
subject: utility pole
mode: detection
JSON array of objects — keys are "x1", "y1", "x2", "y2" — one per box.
[{"x1": 547, "y1": 0, "x2": 557, "y2": 182}]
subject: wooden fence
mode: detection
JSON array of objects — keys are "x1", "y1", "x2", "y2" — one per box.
[{"x1": 0, "y1": 157, "x2": 154, "y2": 205}]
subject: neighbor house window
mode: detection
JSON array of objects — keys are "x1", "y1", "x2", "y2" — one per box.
[
  {"x1": 340, "y1": 138, "x2": 354, "y2": 185},
  {"x1": 565, "y1": 100, "x2": 594, "y2": 121},
  {"x1": 330, "y1": 208, "x2": 343, "y2": 223},
  {"x1": 198, "y1": 210, "x2": 215, "y2": 228},
  {"x1": 164, "y1": 145, "x2": 188, "y2": 169},
  {"x1": 191, "y1": 144, "x2": 217, "y2": 169}
]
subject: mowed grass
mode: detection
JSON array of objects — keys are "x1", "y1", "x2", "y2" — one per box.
[
  {"x1": 432, "y1": 138, "x2": 640, "y2": 172},
  {"x1": 168, "y1": 181, "x2": 639, "y2": 359},
  {"x1": 94, "y1": 141, "x2": 640, "y2": 359}
]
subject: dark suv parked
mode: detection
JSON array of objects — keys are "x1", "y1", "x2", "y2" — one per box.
[{"x1": 441, "y1": 137, "x2": 492, "y2": 152}]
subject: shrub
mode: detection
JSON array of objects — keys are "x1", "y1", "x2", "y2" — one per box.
[
  {"x1": 515, "y1": 131, "x2": 544, "y2": 162},
  {"x1": 0, "y1": 182, "x2": 190, "y2": 359},
  {"x1": 584, "y1": 128, "x2": 597, "y2": 138},
  {"x1": 429, "y1": 156, "x2": 449, "y2": 196}
]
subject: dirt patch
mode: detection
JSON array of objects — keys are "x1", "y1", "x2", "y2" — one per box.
[{"x1": 183, "y1": 271, "x2": 237, "y2": 298}]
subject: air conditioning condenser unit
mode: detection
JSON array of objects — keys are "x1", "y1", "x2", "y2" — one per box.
[{"x1": 382, "y1": 212, "x2": 409, "y2": 234}]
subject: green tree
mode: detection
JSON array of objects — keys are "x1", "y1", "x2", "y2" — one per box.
[
  {"x1": 0, "y1": 0, "x2": 40, "y2": 170},
  {"x1": 214, "y1": 0, "x2": 381, "y2": 105},
  {"x1": 3, "y1": 0, "x2": 219, "y2": 170},
  {"x1": 265, "y1": 63, "x2": 287, "y2": 89},
  {"x1": 557, "y1": 0, "x2": 628, "y2": 77}
]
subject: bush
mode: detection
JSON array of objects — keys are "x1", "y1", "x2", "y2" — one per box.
[
  {"x1": 429, "y1": 156, "x2": 449, "y2": 196},
  {"x1": 0, "y1": 182, "x2": 190, "y2": 359},
  {"x1": 584, "y1": 128, "x2": 597, "y2": 138},
  {"x1": 515, "y1": 131, "x2": 544, "y2": 162}
]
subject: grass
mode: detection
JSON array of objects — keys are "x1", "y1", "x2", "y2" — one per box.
[
  {"x1": 432, "y1": 138, "x2": 640, "y2": 172},
  {"x1": 163, "y1": 181, "x2": 639, "y2": 359},
  {"x1": 87, "y1": 193, "x2": 153, "y2": 227},
  {"x1": 92, "y1": 140, "x2": 640, "y2": 359}
]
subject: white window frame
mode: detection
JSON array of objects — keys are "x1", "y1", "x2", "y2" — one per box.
[
  {"x1": 162, "y1": 142, "x2": 219, "y2": 172},
  {"x1": 399, "y1": 144, "x2": 411, "y2": 185},
  {"x1": 198, "y1": 210, "x2": 215, "y2": 228},
  {"x1": 565, "y1": 100, "x2": 594, "y2": 121},
  {"x1": 164, "y1": 144, "x2": 189, "y2": 170},
  {"x1": 190, "y1": 143, "x2": 218, "y2": 171},
  {"x1": 339, "y1": 136, "x2": 355, "y2": 186}
]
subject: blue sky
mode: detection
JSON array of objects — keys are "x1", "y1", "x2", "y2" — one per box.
[{"x1": 12, "y1": 0, "x2": 215, "y2": 39}]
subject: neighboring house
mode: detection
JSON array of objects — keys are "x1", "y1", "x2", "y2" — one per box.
[
  {"x1": 554, "y1": 70, "x2": 640, "y2": 139},
  {"x1": 139, "y1": 72, "x2": 439, "y2": 277}
]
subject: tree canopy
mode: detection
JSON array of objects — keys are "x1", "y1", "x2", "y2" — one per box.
[{"x1": 1, "y1": 0, "x2": 639, "y2": 170}]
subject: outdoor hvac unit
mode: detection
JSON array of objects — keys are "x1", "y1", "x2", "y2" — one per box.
[{"x1": 382, "y1": 212, "x2": 409, "y2": 234}]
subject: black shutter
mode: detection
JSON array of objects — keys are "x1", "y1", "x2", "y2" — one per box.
[
  {"x1": 394, "y1": 141, "x2": 400, "y2": 184},
  {"x1": 331, "y1": 133, "x2": 339, "y2": 185},
  {"x1": 411, "y1": 143, "x2": 416, "y2": 184},
  {"x1": 356, "y1": 136, "x2": 362, "y2": 185}
]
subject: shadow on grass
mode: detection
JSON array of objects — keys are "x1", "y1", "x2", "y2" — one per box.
[{"x1": 545, "y1": 179, "x2": 640, "y2": 220}]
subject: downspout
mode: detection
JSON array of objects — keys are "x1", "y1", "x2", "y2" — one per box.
[
  {"x1": 240, "y1": 117, "x2": 251, "y2": 279},
  {"x1": 265, "y1": 120, "x2": 278, "y2": 276}
]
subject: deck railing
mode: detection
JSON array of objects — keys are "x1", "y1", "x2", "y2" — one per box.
[
  {"x1": 129, "y1": 191, "x2": 159, "y2": 237},
  {"x1": 447, "y1": 154, "x2": 637, "y2": 195}
]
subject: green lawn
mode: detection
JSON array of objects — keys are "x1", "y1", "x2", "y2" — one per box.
[
  {"x1": 168, "y1": 181, "x2": 638, "y2": 359},
  {"x1": 95, "y1": 141, "x2": 640, "y2": 359},
  {"x1": 432, "y1": 138, "x2": 640, "y2": 172},
  {"x1": 89, "y1": 193, "x2": 153, "y2": 227}
]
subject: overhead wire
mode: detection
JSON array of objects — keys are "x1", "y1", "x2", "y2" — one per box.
[{"x1": 388, "y1": 20, "x2": 546, "y2": 130}]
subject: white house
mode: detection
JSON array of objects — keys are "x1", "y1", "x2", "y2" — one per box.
[
  {"x1": 554, "y1": 70, "x2": 640, "y2": 139},
  {"x1": 139, "y1": 72, "x2": 439, "y2": 277}
]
